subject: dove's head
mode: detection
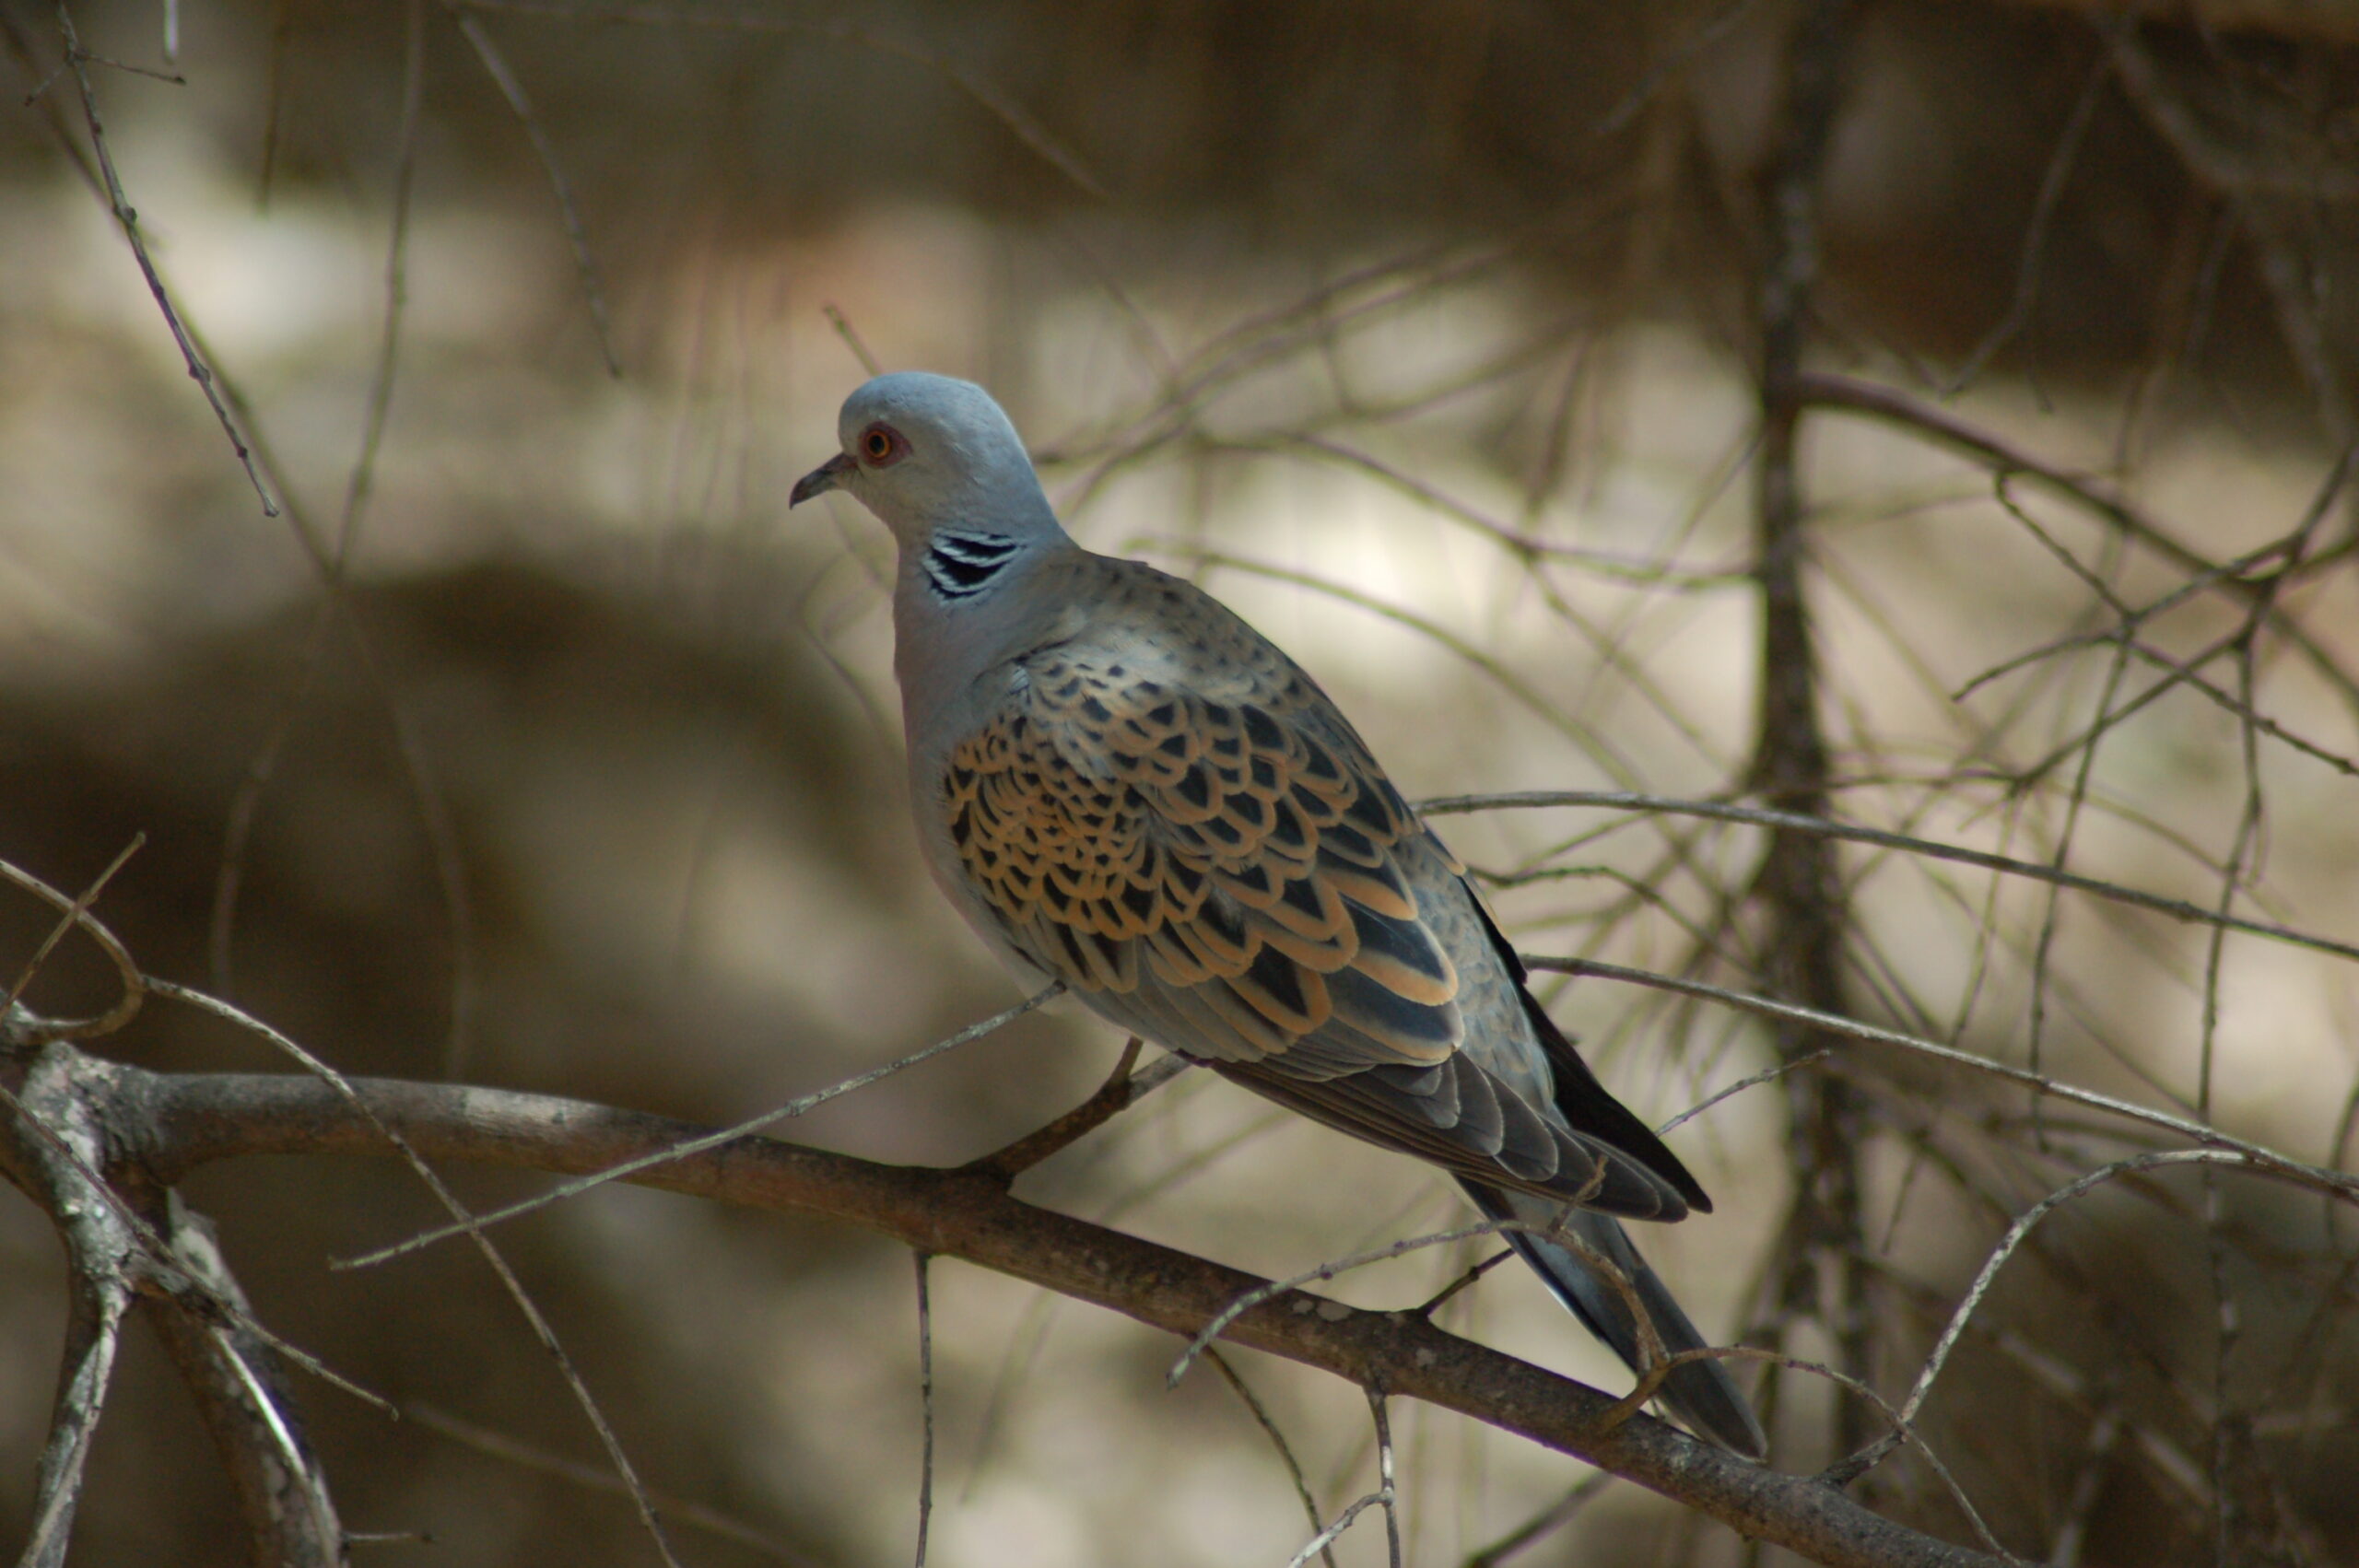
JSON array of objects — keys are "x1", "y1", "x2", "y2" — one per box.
[{"x1": 790, "y1": 372, "x2": 1062, "y2": 547}]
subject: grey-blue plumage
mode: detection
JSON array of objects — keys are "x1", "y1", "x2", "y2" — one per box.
[{"x1": 791, "y1": 371, "x2": 1766, "y2": 1459}]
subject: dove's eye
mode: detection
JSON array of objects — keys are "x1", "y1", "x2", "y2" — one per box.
[{"x1": 858, "y1": 424, "x2": 908, "y2": 466}]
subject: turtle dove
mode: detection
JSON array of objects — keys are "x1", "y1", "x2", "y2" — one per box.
[{"x1": 790, "y1": 371, "x2": 1766, "y2": 1459}]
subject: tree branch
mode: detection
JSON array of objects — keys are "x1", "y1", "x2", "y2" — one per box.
[
  {"x1": 2, "y1": 1031, "x2": 346, "y2": 1568},
  {"x1": 58, "y1": 1056, "x2": 2016, "y2": 1568},
  {"x1": 1752, "y1": 0, "x2": 1871, "y2": 1457}
]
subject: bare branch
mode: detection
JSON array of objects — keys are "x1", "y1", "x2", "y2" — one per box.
[
  {"x1": 8, "y1": 1107, "x2": 131, "y2": 1568},
  {"x1": 1529, "y1": 956, "x2": 2359, "y2": 1203},
  {"x1": 141, "y1": 978, "x2": 686, "y2": 1568},
  {"x1": 0, "y1": 851, "x2": 146, "y2": 1043},
  {"x1": 448, "y1": 7, "x2": 621, "y2": 376},
  {"x1": 1418, "y1": 790, "x2": 2359, "y2": 967},
  {"x1": 1462, "y1": 1472, "x2": 1614, "y2": 1568},
  {"x1": 337, "y1": 983, "x2": 1062, "y2": 1268},
  {"x1": 1794, "y1": 370, "x2": 2359, "y2": 720},
  {"x1": 1206, "y1": 1350, "x2": 1337, "y2": 1568},
  {"x1": 452, "y1": 0, "x2": 1107, "y2": 200},
  {"x1": 48, "y1": 3, "x2": 277, "y2": 514},
  {"x1": 911, "y1": 1250, "x2": 934, "y2": 1568},
  {"x1": 966, "y1": 1037, "x2": 1191, "y2": 1179},
  {"x1": 116, "y1": 1062, "x2": 2016, "y2": 1568},
  {"x1": 133, "y1": 1195, "x2": 346, "y2": 1568},
  {"x1": 1854, "y1": 1150, "x2": 2301, "y2": 1480},
  {"x1": 1752, "y1": 0, "x2": 1868, "y2": 1454},
  {"x1": 2, "y1": 1032, "x2": 344, "y2": 1568},
  {"x1": 404, "y1": 1403, "x2": 820, "y2": 1563}
]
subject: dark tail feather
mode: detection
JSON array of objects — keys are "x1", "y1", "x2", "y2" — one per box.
[{"x1": 1463, "y1": 1182, "x2": 1767, "y2": 1460}]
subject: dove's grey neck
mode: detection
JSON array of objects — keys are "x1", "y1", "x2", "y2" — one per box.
[{"x1": 891, "y1": 531, "x2": 1085, "y2": 754}]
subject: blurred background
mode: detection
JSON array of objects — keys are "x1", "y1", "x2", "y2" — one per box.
[{"x1": 4, "y1": 1, "x2": 2359, "y2": 1563}]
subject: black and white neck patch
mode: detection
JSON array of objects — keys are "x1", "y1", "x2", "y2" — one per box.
[{"x1": 921, "y1": 530, "x2": 1023, "y2": 601}]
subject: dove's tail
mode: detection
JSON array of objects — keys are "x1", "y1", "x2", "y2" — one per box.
[{"x1": 1463, "y1": 1182, "x2": 1767, "y2": 1460}]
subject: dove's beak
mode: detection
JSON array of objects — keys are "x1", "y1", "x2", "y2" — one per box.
[{"x1": 790, "y1": 451, "x2": 856, "y2": 507}]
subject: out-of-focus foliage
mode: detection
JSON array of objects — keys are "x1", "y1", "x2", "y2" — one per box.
[{"x1": 5, "y1": 2, "x2": 2359, "y2": 1564}]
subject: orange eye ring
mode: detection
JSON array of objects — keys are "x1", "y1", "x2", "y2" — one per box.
[{"x1": 858, "y1": 424, "x2": 904, "y2": 465}]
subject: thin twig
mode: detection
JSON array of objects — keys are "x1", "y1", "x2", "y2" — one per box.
[
  {"x1": 1168, "y1": 1206, "x2": 1654, "y2": 1399},
  {"x1": 1416, "y1": 790, "x2": 2359, "y2": 967},
  {"x1": 1659, "y1": 1049, "x2": 1830, "y2": 1135},
  {"x1": 453, "y1": 0, "x2": 1106, "y2": 199},
  {"x1": 336, "y1": 984, "x2": 1062, "y2": 1268},
  {"x1": 1591, "y1": 0, "x2": 1766, "y2": 140},
  {"x1": 214, "y1": 0, "x2": 435, "y2": 1034},
  {"x1": 1205, "y1": 1350, "x2": 1337, "y2": 1568},
  {"x1": 825, "y1": 303, "x2": 884, "y2": 376},
  {"x1": 912, "y1": 1250, "x2": 934, "y2": 1568},
  {"x1": 1751, "y1": 0, "x2": 1871, "y2": 1456},
  {"x1": 18, "y1": 1253, "x2": 127, "y2": 1568},
  {"x1": 1285, "y1": 1487, "x2": 1393, "y2": 1568},
  {"x1": 256, "y1": 0, "x2": 296, "y2": 204},
  {"x1": 450, "y1": 7, "x2": 622, "y2": 375},
  {"x1": 1796, "y1": 369, "x2": 2359, "y2": 720},
  {"x1": 1, "y1": 842, "x2": 146, "y2": 1040},
  {"x1": 1533, "y1": 955, "x2": 2359, "y2": 1202},
  {"x1": 117, "y1": 1062, "x2": 2028, "y2": 1567},
  {"x1": 966, "y1": 1038, "x2": 1188, "y2": 1178},
  {"x1": 1858, "y1": 1149, "x2": 2293, "y2": 1482},
  {"x1": 1367, "y1": 1386, "x2": 1403, "y2": 1568},
  {"x1": 1946, "y1": 36, "x2": 2116, "y2": 396},
  {"x1": 406, "y1": 1402, "x2": 820, "y2": 1562},
  {"x1": 145, "y1": 979, "x2": 686, "y2": 1568},
  {"x1": 3, "y1": 1040, "x2": 355, "y2": 1565},
  {"x1": 51, "y1": 3, "x2": 278, "y2": 514},
  {"x1": 1462, "y1": 1472, "x2": 1614, "y2": 1568}
]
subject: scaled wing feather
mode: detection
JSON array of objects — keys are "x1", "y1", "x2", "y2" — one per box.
[{"x1": 933, "y1": 563, "x2": 1693, "y2": 1215}]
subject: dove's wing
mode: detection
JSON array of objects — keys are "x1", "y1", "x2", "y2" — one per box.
[{"x1": 932, "y1": 560, "x2": 1700, "y2": 1220}]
